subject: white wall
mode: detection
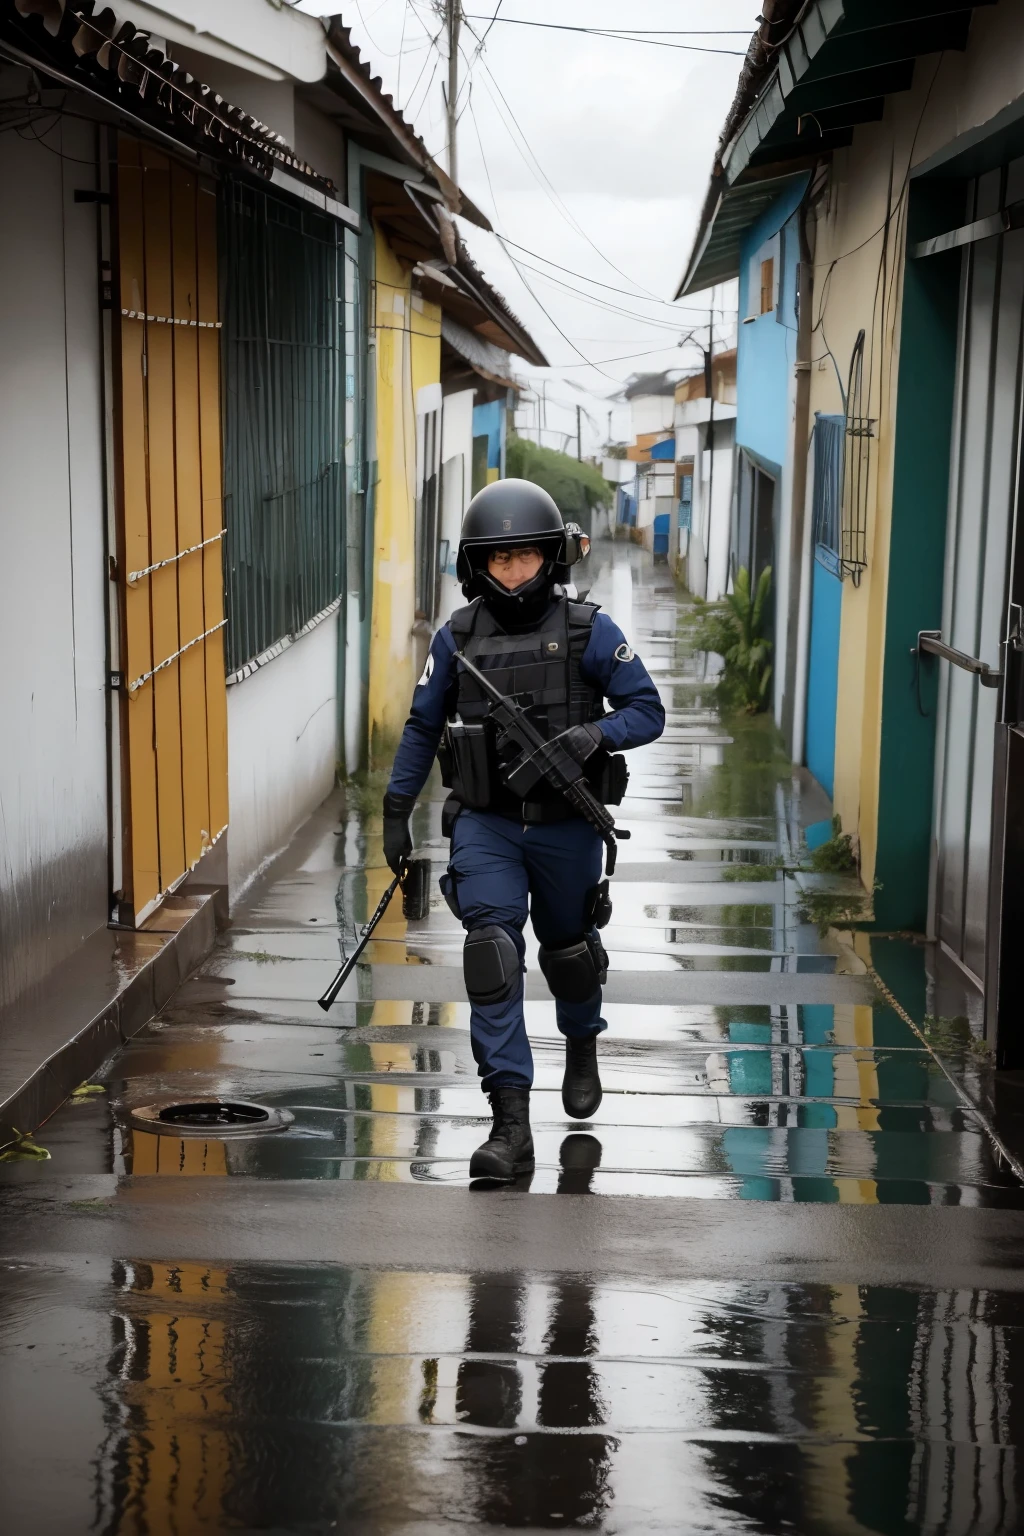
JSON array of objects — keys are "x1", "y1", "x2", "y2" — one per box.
[
  {"x1": 0, "y1": 99, "x2": 109, "y2": 1007},
  {"x1": 227, "y1": 612, "x2": 339, "y2": 904},
  {"x1": 437, "y1": 387, "x2": 475, "y2": 623},
  {"x1": 705, "y1": 421, "x2": 735, "y2": 601},
  {"x1": 687, "y1": 418, "x2": 735, "y2": 601},
  {"x1": 629, "y1": 394, "x2": 675, "y2": 438}
]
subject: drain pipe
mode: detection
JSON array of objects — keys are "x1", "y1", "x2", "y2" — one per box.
[{"x1": 785, "y1": 166, "x2": 824, "y2": 765}]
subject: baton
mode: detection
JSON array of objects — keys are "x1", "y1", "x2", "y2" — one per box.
[{"x1": 317, "y1": 856, "x2": 430, "y2": 1010}]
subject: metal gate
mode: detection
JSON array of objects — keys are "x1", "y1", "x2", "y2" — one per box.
[
  {"x1": 931, "y1": 160, "x2": 1024, "y2": 986},
  {"x1": 113, "y1": 134, "x2": 229, "y2": 923}
]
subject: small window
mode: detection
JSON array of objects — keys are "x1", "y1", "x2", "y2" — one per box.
[{"x1": 760, "y1": 257, "x2": 775, "y2": 315}]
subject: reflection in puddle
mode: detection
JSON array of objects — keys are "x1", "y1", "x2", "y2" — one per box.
[{"x1": 71, "y1": 1262, "x2": 1022, "y2": 1533}]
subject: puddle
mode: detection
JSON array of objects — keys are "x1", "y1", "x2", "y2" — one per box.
[{"x1": 5, "y1": 1262, "x2": 1024, "y2": 1531}]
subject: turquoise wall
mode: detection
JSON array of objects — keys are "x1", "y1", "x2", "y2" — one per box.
[
  {"x1": 806, "y1": 559, "x2": 843, "y2": 798},
  {"x1": 472, "y1": 399, "x2": 504, "y2": 470},
  {"x1": 874, "y1": 183, "x2": 961, "y2": 930}
]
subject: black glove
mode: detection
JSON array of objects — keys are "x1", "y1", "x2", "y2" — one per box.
[
  {"x1": 556, "y1": 722, "x2": 604, "y2": 765},
  {"x1": 382, "y1": 791, "x2": 414, "y2": 875}
]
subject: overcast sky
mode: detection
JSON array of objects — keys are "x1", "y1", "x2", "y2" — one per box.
[{"x1": 301, "y1": 1, "x2": 759, "y2": 454}]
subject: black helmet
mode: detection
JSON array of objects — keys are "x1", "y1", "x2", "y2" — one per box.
[{"x1": 456, "y1": 479, "x2": 589, "y2": 622}]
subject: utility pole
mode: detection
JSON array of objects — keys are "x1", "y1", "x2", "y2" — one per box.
[
  {"x1": 576, "y1": 404, "x2": 582, "y2": 461},
  {"x1": 445, "y1": 0, "x2": 462, "y2": 186},
  {"x1": 705, "y1": 303, "x2": 715, "y2": 600}
]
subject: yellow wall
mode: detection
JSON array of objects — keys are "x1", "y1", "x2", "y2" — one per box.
[
  {"x1": 808, "y1": 1, "x2": 1024, "y2": 892},
  {"x1": 367, "y1": 226, "x2": 441, "y2": 765}
]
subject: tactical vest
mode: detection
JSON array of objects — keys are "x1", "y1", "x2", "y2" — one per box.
[{"x1": 440, "y1": 595, "x2": 623, "y2": 819}]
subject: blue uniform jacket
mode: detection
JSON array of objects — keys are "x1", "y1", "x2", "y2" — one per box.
[{"x1": 387, "y1": 605, "x2": 666, "y2": 800}]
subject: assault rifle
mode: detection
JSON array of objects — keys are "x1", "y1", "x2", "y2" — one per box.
[{"x1": 455, "y1": 650, "x2": 630, "y2": 876}]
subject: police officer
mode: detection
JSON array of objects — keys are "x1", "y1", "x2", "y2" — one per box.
[{"x1": 382, "y1": 480, "x2": 665, "y2": 1181}]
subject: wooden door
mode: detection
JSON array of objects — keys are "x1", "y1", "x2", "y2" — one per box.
[{"x1": 113, "y1": 135, "x2": 228, "y2": 923}]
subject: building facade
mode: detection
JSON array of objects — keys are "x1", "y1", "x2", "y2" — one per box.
[
  {"x1": 678, "y1": 0, "x2": 1024, "y2": 1055},
  {"x1": 0, "y1": 0, "x2": 541, "y2": 1016}
]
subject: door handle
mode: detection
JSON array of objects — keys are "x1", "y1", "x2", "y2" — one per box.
[{"x1": 913, "y1": 630, "x2": 1003, "y2": 687}]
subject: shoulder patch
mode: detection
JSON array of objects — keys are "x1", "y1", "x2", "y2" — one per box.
[
  {"x1": 417, "y1": 653, "x2": 435, "y2": 687},
  {"x1": 614, "y1": 642, "x2": 635, "y2": 663}
]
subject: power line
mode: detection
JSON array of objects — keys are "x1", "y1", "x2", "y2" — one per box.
[
  {"x1": 461, "y1": 16, "x2": 747, "y2": 54},
  {"x1": 465, "y1": 96, "x2": 617, "y2": 380},
  {"x1": 539, "y1": 345, "x2": 697, "y2": 369},
  {"x1": 494, "y1": 234, "x2": 735, "y2": 312},
  {"x1": 475, "y1": 60, "x2": 662, "y2": 301},
  {"x1": 502, "y1": 253, "x2": 724, "y2": 331}
]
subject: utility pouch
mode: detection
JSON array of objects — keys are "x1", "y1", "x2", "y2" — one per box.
[
  {"x1": 441, "y1": 793, "x2": 462, "y2": 839},
  {"x1": 594, "y1": 752, "x2": 629, "y2": 806},
  {"x1": 439, "y1": 866, "x2": 461, "y2": 919},
  {"x1": 585, "y1": 878, "x2": 613, "y2": 930},
  {"x1": 436, "y1": 733, "x2": 455, "y2": 789},
  {"x1": 446, "y1": 721, "x2": 493, "y2": 810}
]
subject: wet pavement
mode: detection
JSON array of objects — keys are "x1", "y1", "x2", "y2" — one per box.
[{"x1": 4, "y1": 545, "x2": 1024, "y2": 1533}]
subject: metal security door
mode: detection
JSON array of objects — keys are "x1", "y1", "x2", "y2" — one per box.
[
  {"x1": 113, "y1": 134, "x2": 229, "y2": 924},
  {"x1": 931, "y1": 165, "x2": 1024, "y2": 989}
]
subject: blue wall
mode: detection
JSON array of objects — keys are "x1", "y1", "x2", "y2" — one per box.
[
  {"x1": 805, "y1": 557, "x2": 842, "y2": 798},
  {"x1": 472, "y1": 399, "x2": 504, "y2": 471},
  {"x1": 735, "y1": 175, "x2": 809, "y2": 468}
]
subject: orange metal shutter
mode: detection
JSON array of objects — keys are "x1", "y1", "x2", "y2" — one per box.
[{"x1": 113, "y1": 134, "x2": 228, "y2": 922}]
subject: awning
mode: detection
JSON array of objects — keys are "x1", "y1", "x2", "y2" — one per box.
[
  {"x1": 677, "y1": 0, "x2": 988, "y2": 298},
  {"x1": 680, "y1": 169, "x2": 812, "y2": 297},
  {"x1": 0, "y1": 0, "x2": 336, "y2": 193},
  {"x1": 440, "y1": 316, "x2": 517, "y2": 389}
]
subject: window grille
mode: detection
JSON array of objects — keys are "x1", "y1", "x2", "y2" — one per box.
[
  {"x1": 678, "y1": 471, "x2": 693, "y2": 531},
  {"x1": 842, "y1": 327, "x2": 872, "y2": 584},
  {"x1": 811, "y1": 413, "x2": 844, "y2": 576},
  {"x1": 220, "y1": 181, "x2": 346, "y2": 674}
]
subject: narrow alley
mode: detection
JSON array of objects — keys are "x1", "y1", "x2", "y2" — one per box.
[{"x1": 4, "y1": 548, "x2": 1024, "y2": 1533}]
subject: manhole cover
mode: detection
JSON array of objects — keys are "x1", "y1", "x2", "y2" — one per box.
[{"x1": 128, "y1": 1100, "x2": 293, "y2": 1138}]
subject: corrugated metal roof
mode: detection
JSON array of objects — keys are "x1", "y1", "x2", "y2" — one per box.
[
  {"x1": 441, "y1": 315, "x2": 517, "y2": 387},
  {"x1": 680, "y1": 171, "x2": 812, "y2": 296},
  {"x1": 1, "y1": 0, "x2": 336, "y2": 192},
  {"x1": 676, "y1": 0, "x2": 988, "y2": 300}
]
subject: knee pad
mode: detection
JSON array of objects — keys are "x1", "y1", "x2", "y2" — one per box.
[
  {"x1": 464, "y1": 924, "x2": 522, "y2": 1006},
  {"x1": 538, "y1": 933, "x2": 609, "y2": 1004}
]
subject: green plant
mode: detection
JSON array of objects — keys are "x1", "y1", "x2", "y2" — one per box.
[
  {"x1": 796, "y1": 889, "x2": 871, "y2": 936},
  {"x1": 505, "y1": 434, "x2": 610, "y2": 528},
  {"x1": 808, "y1": 815, "x2": 856, "y2": 873},
  {"x1": 691, "y1": 566, "x2": 773, "y2": 712},
  {"x1": 342, "y1": 766, "x2": 391, "y2": 820},
  {"x1": 0, "y1": 1128, "x2": 50, "y2": 1162},
  {"x1": 721, "y1": 860, "x2": 784, "y2": 882},
  {"x1": 921, "y1": 1014, "x2": 992, "y2": 1059}
]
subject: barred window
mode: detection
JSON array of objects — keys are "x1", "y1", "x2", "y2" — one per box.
[
  {"x1": 811, "y1": 413, "x2": 845, "y2": 576},
  {"x1": 220, "y1": 181, "x2": 346, "y2": 675}
]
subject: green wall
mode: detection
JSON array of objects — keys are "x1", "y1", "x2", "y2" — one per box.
[{"x1": 874, "y1": 183, "x2": 961, "y2": 930}]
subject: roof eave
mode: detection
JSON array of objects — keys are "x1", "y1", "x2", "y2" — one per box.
[{"x1": 322, "y1": 17, "x2": 491, "y2": 231}]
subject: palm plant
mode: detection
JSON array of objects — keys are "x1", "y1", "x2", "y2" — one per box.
[{"x1": 691, "y1": 565, "x2": 773, "y2": 712}]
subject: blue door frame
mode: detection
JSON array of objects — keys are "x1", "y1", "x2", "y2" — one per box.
[{"x1": 805, "y1": 555, "x2": 842, "y2": 799}]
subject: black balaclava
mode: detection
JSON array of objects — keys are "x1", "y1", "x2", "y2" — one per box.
[{"x1": 473, "y1": 544, "x2": 560, "y2": 629}]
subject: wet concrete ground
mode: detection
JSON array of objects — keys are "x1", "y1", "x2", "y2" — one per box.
[{"x1": 4, "y1": 546, "x2": 1024, "y2": 1533}]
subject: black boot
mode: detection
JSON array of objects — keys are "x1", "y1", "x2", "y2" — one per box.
[
  {"x1": 562, "y1": 1032, "x2": 602, "y2": 1119},
  {"x1": 469, "y1": 1088, "x2": 535, "y2": 1181}
]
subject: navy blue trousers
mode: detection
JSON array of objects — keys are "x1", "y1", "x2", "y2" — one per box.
[{"x1": 446, "y1": 810, "x2": 606, "y2": 1092}]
